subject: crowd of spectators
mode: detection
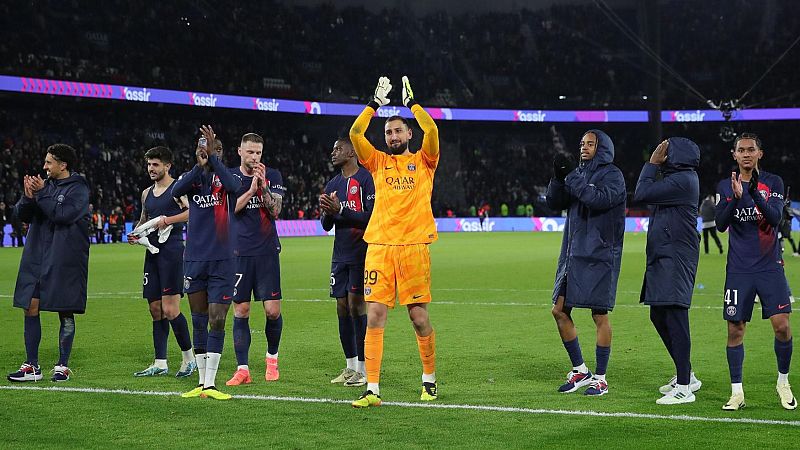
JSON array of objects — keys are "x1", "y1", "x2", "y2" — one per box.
[
  {"x1": 2, "y1": 0, "x2": 798, "y2": 109},
  {"x1": 2, "y1": 96, "x2": 799, "y2": 229},
  {"x1": 0, "y1": 98, "x2": 339, "y2": 225},
  {"x1": 2, "y1": 1, "x2": 799, "y2": 233}
]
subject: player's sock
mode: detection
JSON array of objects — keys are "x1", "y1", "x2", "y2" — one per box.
[
  {"x1": 365, "y1": 327, "x2": 384, "y2": 385},
  {"x1": 595, "y1": 345, "x2": 611, "y2": 377},
  {"x1": 204, "y1": 352, "x2": 221, "y2": 389},
  {"x1": 57, "y1": 316, "x2": 75, "y2": 366},
  {"x1": 204, "y1": 329, "x2": 225, "y2": 388},
  {"x1": 153, "y1": 318, "x2": 169, "y2": 361},
  {"x1": 346, "y1": 357, "x2": 358, "y2": 371},
  {"x1": 416, "y1": 330, "x2": 436, "y2": 379},
  {"x1": 154, "y1": 358, "x2": 168, "y2": 370},
  {"x1": 355, "y1": 314, "x2": 367, "y2": 372},
  {"x1": 357, "y1": 359, "x2": 365, "y2": 376},
  {"x1": 233, "y1": 317, "x2": 251, "y2": 366},
  {"x1": 731, "y1": 382, "x2": 744, "y2": 395},
  {"x1": 778, "y1": 372, "x2": 789, "y2": 385},
  {"x1": 238, "y1": 364, "x2": 249, "y2": 371},
  {"x1": 367, "y1": 382, "x2": 380, "y2": 396},
  {"x1": 594, "y1": 373, "x2": 606, "y2": 382},
  {"x1": 338, "y1": 315, "x2": 357, "y2": 361},
  {"x1": 207, "y1": 329, "x2": 225, "y2": 354},
  {"x1": 265, "y1": 314, "x2": 283, "y2": 356},
  {"x1": 195, "y1": 353, "x2": 207, "y2": 386},
  {"x1": 24, "y1": 315, "x2": 41, "y2": 366},
  {"x1": 169, "y1": 313, "x2": 193, "y2": 352},
  {"x1": 562, "y1": 337, "x2": 585, "y2": 370},
  {"x1": 191, "y1": 312, "x2": 209, "y2": 353},
  {"x1": 775, "y1": 337, "x2": 792, "y2": 376},
  {"x1": 727, "y1": 344, "x2": 744, "y2": 384},
  {"x1": 181, "y1": 350, "x2": 194, "y2": 365}
]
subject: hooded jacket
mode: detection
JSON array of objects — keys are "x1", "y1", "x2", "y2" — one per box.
[
  {"x1": 546, "y1": 130, "x2": 626, "y2": 310},
  {"x1": 633, "y1": 137, "x2": 700, "y2": 307},
  {"x1": 13, "y1": 173, "x2": 91, "y2": 313}
]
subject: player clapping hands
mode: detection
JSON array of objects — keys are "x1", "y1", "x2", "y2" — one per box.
[{"x1": 319, "y1": 191, "x2": 342, "y2": 215}]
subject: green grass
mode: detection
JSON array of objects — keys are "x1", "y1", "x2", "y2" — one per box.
[{"x1": 1, "y1": 232, "x2": 799, "y2": 449}]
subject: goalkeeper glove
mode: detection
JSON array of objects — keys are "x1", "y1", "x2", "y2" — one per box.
[
  {"x1": 372, "y1": 76, "x2": 392, "y2": 107},
  {"x1": 402, "y1": 76, "x2": 416, "y2": 108}
]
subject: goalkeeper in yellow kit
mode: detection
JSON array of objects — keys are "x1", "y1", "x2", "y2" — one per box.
[{"x1": 349, "y1": 76, "x2": 439, "y2": 408}]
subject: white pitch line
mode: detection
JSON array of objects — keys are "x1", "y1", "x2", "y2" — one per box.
[{"x1": 2, "y1": 385, "x2": 798, "y2": 427}]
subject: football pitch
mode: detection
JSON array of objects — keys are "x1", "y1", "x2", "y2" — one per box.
[{"x1": 1, "y1": 232, "x2": 799, "y2": 448}]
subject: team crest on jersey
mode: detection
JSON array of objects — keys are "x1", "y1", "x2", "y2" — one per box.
[
  {"x1": 213, "y1": 177, "x2": 222, "y2": 187},
  {"x1": 364, "y1": 287, "x2": 372, "y2": 296},
  {"x1": 407, "y1": 163, "x2": 416, "y2": 172},
  {"x1": 726, "y1": 305, "x2": 736, "y2": 316},
  {"x1": 57, "y1": 194, "x2": 65, "y2": 202},
  {"x1": 184, "y1": 276, "x2": 191, "y2": 290},
  {"x1": 349, "y1": 186, "x2": 358, "y2": 195},
  {"x1": 758, "y1": 189, "x2": 768, "y2": 200}
]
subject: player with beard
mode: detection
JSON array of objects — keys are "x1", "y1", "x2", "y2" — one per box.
[
  {"x1": 349, "y1": 76, "x2": 440, "y2": 408},
  {"x1": 715, "y1": 133, "x2": 795, "y2": 411},
  {"x1": 7, "y1": 144, "x2": 90, "y2": 383},
  {"x1": 225, "y1": 133, "x2": 286, "y2": 386},
  {"x1": 320, "y1": 137, "x2": 374, "y2": 387},
  {"x1": 173, "y1": 126, "x2": 242, "y2": 400},
  {"x1": 128, "y1": 146, "x2": 195, "y2": 378}
]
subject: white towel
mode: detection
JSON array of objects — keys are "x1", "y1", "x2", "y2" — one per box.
[{"x1": 130, "y1": 216, "x2": 174, "y2": 254}]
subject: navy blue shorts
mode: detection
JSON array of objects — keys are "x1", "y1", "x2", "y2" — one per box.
[
  {"x1": 234, "y1": 253, "x2": 281, "y2": 303},
  {"x1": 723, "y1": 270, "x2": 792, "y2": 322},
  {"x1": 184, "y1": 259, "x2": 235, "y2": 304},
  {"x1": 143, "y1": 247, "x2": 184, "y2": 301},
  {"x1": 330, "y1": 261, "x2": 365, "y2": 298}
]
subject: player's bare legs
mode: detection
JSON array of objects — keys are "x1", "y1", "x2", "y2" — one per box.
[
  {"x1": 407, "y1": 303, "x2": 432, "y2": 336},
  {"x1": 593, "y1": 313, "x2": 612, "y2": 347},
  {"x1": 770, "y1": 314, "x2": 792, "y2": 342},
  {"x1": 24, "y1": 298, "x2": 40, "y2": 317},
  {"x1": 727, "y1": 320, "x2": 746, "y2": 347},
  {"x1": 552, "y1": 296, "x2": 593, "y2": 393},
  {"x1": 552, "y1": 296, "x2": 577, "y2": 341},
  {"x1": 367, "y1": 302, "x2": 388, "y2": 328},
  {"x1": 349, "y1": 293, "x2": 367, "y2": 317}
]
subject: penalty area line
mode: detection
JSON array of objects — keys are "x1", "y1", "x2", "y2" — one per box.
[{"x1": 2, "y1": 385, "x2": 798, "y2": 427}]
